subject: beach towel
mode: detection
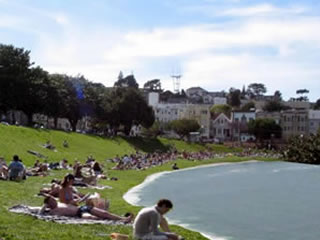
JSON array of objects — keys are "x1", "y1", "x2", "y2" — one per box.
[{"x1": 9, "y1": 205, "x2": 129, "y2": 226}]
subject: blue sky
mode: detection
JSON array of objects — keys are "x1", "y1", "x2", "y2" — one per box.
[{"x1": 1, "y1": 0, "x2": 320, "y2": 101}]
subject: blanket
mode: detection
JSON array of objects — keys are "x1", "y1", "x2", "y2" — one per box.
[{"x1": 9, "y1": 205, "x2": 129, "y2": 226}]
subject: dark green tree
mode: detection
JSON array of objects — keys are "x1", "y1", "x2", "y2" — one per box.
[
  {"x1": 210, "y1": 104, "x2": 232, "y2": 116},
  {"x1": 314, "y1": 99, "x2": 320, "y2": 110},
  {"x1": 114, "y1": 74, "x2": 139, "y2": 88},
  {"x1": 247, "y1": 83, "x2": 267, "y2": 98},
  {"x1": 263, "y1": 100, "x2": 291, "y2": 112},
  {"x1": 101, "y1": 88, "x2": 154, "y2": 135},
  {"x1": 248, "y1": 118, "x2": 282, "y2": 140},
  {"x1": 241, "y1": 101, "x2": 255, "y2": 111},
  {"x1": 284, "y1": 133, "x2": 320, "y2": 164},
  {"x1": 0, "y1": 44, "x2": 33, "y2": 115},
  {"x1": 228, "y1": 88, "x2": 241, "y2": 107},
  {"x1": 143, "y1": 79, "x2": 162, "y2": 92},
  {"x1": 169, "y1": 119, "x2": 200, "y2": 139}
]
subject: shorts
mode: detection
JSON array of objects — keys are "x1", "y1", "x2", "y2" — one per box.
[{"x1": 77, "y1": 205, "x2": 93, "y2": 217}]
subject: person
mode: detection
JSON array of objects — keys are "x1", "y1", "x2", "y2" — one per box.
[
  {"x1": 0, "y1": 156, "x2": 8, "y2": 179},
  {"x1": 172, "y1": 163, "x2": 179, "y2": 170},
  {"x1": 58, "y1": 174, "x2": 81, "y2": 205},
  {"x1": 63, "y1": 140, "x2": 69, "y2": 148},
  {"x1": 8, "y1": 155, "x2": 26, "y2": 181},
  {"x1": 41, "y1": 195, "x2": 133, "y2": 223},
  {"x1": 133, "y1": 199, "x2": 182, "y2": 240}
]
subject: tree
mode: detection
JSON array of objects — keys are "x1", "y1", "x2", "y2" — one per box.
[
  {"x1": 169, "y1": 119, "x2": 200, "y2": 139},
  {"x1": 114, "y1": 74, "x2": 139, "y2": 88},
  {"x1": 210, "y1": 104, "x2": 231, "y2": 116},
  {"x1": 100, "y1": 88, "x2": 154, "y2": 135},
  {"x1": 284, "y1": 133, "x2": 320, "y2": 164},
  {"x1": 228, "y1": 88, "x2": 241, "y2": 107},
  {"x1": 241, "y1": 85, "x2": 247, "y2": 99},
  {"x1": 314, "y1": 99, "x2": 320, "y2": 110},
  {"x1": 241, "y1": 102, "x2": 255, "y2": 111},
  {"x1": 0, "y1": 44, "x2": 33, "y2": 115},
  {"x1": 143, "y1": 79, "x2": 162, "y2": 92},
  {"x1": 248, "y1": 118, "x2": 282, "y2": 141},
  {"x1": 247, "y1": 83, "x2": 267, "y2": 98},
  {"x1": 273, "y1": 90, "x2": 282, "y2": 101},
  {"x1": 263, "y1": 100, "x2": 291, "y2": 112},
  {"x1": 295, "y1": 89, "x2": 309, "y2": 102}
]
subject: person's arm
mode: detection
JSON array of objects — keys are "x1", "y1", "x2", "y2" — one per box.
[
  {"x1": 160, "y1": 215, "x2": 170, "y2": 232},
  {"x1": 150, "y1": 212, "x2": 163, "y2": 235}
]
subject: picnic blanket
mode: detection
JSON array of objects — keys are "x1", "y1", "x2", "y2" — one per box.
[{"x1": 9, "y1": 205, "x2": 129, "y2": 226}]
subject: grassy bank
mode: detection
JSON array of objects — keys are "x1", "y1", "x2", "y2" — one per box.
[{"x1": 0, "y1": 125, "x2": 279, "y2": 240}]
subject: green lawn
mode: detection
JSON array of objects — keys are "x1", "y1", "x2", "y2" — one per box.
[{"x1": 0, "y1": 125, "x2": 279, "y2": 240}]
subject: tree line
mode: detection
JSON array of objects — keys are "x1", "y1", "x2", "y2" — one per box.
[{"x1": 0, "y1": 44, "x2": 155, "y2": 134}]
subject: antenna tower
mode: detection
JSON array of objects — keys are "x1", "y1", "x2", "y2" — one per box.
[{"x1": 171, "y1": 66, "x2": 182, "y2": 93}]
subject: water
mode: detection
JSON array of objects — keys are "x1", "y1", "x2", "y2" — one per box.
[{"x1": 124, "y1": 161, "x2": 320, "y2": 240}]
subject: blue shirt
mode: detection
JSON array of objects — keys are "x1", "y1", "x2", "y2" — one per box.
[{"x1": 8, "y1": 161, "x2": 25, "y2": 178}]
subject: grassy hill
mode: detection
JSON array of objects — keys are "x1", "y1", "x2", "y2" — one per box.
[{"x1": 0, "y1": 125, "x2": 272, "y2": 240}]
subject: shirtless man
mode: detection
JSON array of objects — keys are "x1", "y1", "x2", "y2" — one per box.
[{"x1": 41, "y1": 196, "x2": 133, "y2": 223}]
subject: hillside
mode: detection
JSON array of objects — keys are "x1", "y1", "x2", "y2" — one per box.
[
  {"x1": 0, "y1": 124, "x2": 240, "y2": 166},
  {"x1": 0, "y1": 125, "x2": 250, "y2": 240}
]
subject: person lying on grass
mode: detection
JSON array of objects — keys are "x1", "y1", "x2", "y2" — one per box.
[{"x1": 41, "y1": 195, "x2": 133, "y2": 223}]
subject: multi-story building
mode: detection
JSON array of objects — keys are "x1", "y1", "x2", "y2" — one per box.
[
  {"x1": 281, "y1": 110, "x2": 308, "y2": 140},
  {"x1": 210, "y1": 113, "x2": 232, "y2": 141},
  {"x1": 308, "y1": 110, "x2": 320, "y2": 135},
  {"x1": 180, "y1": 104, "x2": 211, "y2": 138}
]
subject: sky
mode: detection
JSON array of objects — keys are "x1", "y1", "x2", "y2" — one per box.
[{"x1": 1, "y1": 0, "x2": 320, "y2": 101}]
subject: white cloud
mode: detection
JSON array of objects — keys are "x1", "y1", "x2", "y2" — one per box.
[
  {"x1": 2, "y1": 2, "x2": 319, "y2": 100},
  {"x1": 220, "y1": 4, "x2": 308, "y2": 17}
]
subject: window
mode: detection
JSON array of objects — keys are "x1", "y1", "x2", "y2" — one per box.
[{"x1": 202, "y1": 110, "x2": 208, "y2": 114}]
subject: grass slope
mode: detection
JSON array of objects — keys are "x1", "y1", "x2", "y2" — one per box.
[{"x1": 0, "y1": 125, "x2": 277, "y2": 240}]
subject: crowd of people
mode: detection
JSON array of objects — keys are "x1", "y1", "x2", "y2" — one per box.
[{"x1": 110, "y1": 150, "x2": 216, "y2": 171}]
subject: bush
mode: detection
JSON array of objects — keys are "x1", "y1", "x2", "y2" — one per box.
[{"x1": 283, "y1": 133, "x2": 320, "y2": 164}]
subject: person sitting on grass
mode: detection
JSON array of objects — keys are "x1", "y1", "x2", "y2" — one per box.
[
  {"x1": 8, "y1": 155, "x2": 26, "y2": 181},
  {"x1": 59, "y1": 174, "x2": 82, "y2": 205},
  {"x1": 133, "y1": 199, "x2": 183, "y2": 240},
  {"x1": 63, "y1": 140, "x2": 69, "y2": 148},
  {"x1": 41, "y1": 195, "x2": 133, "y2": 223}
]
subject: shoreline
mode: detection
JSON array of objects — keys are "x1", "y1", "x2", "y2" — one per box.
[{"x1": 123, "y1": 159, "x2": 264, "y2": 240}]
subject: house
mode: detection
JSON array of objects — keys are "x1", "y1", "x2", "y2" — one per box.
[
  {"x1": 231, "y1": 111, "x2": 256, "y2": 142},
  {"x1": 210, "y1": 113, "x2": 232, "y2": 142}
]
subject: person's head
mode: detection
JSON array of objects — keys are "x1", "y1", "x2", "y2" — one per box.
[
  {"x1": 13, "y1": 155, "x2": 19, "y2": 161},
  {"x1": 43, "y1": 196, "x2": 57, "y2": 209},
  {"x1": 61, "y1": 173, "x2": 75, "y2": 187},
  {"x1": 156, "y1": 199, "x2": 173, "y2": 215}
]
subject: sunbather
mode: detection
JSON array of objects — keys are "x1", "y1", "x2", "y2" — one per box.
[
  {"x1": 58, "y1": 174, "x2": 82, "y2": 205},
  {"x1": 42, "y1": 196, "x2": 133, "y2": 223}
]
